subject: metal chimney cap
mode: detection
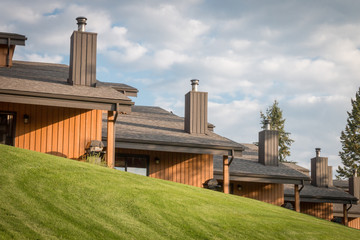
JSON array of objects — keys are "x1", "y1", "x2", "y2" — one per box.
[
  {"x1": 315, "y1": 148, "x2": 321, "y2": 157},
  {"x1": 191, "y1": 79, "x2": 199, "y2": 91},
  {"x1": 264, "y1": 119, "x2": 271, "y2": 130},
  {"x1": 353, "y1": 169, "x2": 358, "y2": 177},
  {"x1": 76, "y1": 16, "x2": 87, "y2": 32}
]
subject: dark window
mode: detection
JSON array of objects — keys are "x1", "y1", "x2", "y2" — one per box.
[
  {"x1": 0, "y1": 112, "x2": 16, "y2": 146},
  {"x1": 115, "y1": 154, "x2": 149, "y2": 176}
]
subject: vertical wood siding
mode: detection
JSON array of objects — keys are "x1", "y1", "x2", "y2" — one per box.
[
  {"x1": 300, "y1": 202, "x2": 333, "y2": 221},
  {"x1": 348, "y1": 217, "x2": 360, "y2": 230},
  {"x1": 231, "y1": 181, "x2": 284, "y2": 206},
  {"x1": 115, "y1": 148, "x2": 213, "y2": 188},
  {"x1": 0, "y1": 102, "x2": 102, "y2": 159}
]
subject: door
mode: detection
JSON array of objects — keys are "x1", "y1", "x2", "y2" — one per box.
[{"x1": 0, "y1": 112, "x2": 16, "y2": 146}]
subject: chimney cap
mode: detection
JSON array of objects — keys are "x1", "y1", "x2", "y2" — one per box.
[
  {"x1": 264, "y1": 119, "x2": 271, "y2": 130},
  {"x1": 353, "y1": 169, "x2": 358, "y2": 177},
  {"x1": 191, "y1": 79, "x2": 199, "y2": 91},
  {"x1": 315, "y1": 148, "x2": 321, "y2": 157},
  {"x1": 76, "y1": 16, "x2": 87, "y2": 32}
]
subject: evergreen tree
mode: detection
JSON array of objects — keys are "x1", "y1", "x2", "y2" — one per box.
[
  {"x1": 260, "y1": 100, "x2": 294, "y2": 162},
  {"x1": 336, "y1": 88, "x2": 360, "y2": 179}
]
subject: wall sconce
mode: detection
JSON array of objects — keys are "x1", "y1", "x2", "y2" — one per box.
[
  {"x1": 23, "y1": 114, "x2": 30, "y2": 124},
  {"x1": 237, "y1": 184, "x2": 242, "y2": 191},
  {"x1": 155, "y1": 157, "x2": 160, "y2": 164}
]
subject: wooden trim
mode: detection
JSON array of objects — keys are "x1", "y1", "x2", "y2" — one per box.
[
  {"x1": 223, "y1": 155, "x2": 229, "y2": 194},
  {"x1": 214, "y1": 173, "x2": 307, "y2": 185},
  {"x1": 294, "y1": 184, "x2": 300, "y2": 212},
  {"x1": 106, "y1": 111, "x2": 115, "y2": 168},
  {"x1": 343, "y1": 204, "x2": 348, "y2": 226}
]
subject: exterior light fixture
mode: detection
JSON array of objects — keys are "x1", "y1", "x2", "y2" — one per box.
[
  {"x1": 237, "y1": 184, "x2": 242, "y2": 191},
  {"x1": 155, "y1": 157, "x2": 160, "y2": 164},
  {"x1": 24, "y1": 114, "x2": 30, "y2": 124}
]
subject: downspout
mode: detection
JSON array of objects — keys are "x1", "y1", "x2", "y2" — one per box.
[
  {"x1": 6, "y1": 37, "x2": 11, "y2": 67},
  {"x1": 228, "y1": 149, "x2": 235, "y2": 166},
  {"x1": 114, "y1": 103, "x2": 119, "y2": 121},
  {"x1": 299, "y1": 180, "x2": 305, "y2": 192}
]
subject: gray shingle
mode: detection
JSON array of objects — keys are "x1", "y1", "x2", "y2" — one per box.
[
  {"x1": 0, "y1": 61, "x2": 131, "y2": 102},
  {"x1": 104, "y1": 105, "x2": 244, "y2": 149}
]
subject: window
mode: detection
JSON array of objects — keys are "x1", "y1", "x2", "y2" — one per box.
[
  {"x1": 115, "y1": 154, "x2": 149, "y2": 176},
  {"x1": 0, "y1": 112, "x2": 16, "y2": 146}
]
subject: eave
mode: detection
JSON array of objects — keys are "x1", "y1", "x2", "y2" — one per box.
[{"x1": 284, "y1": 195, "x2": 358, "y2": 204}]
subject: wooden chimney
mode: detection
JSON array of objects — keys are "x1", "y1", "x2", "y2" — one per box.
[
  {"x1": 349, "y1": 170, "x2": 360, "y2": 203},
  {"x1": 311, "y1": 148, "x2": 331, "y2": 187},
  {"x1": 184, "y1": 79, "x2": 208, "y2": 134},
  {"x1": 258, "y1": 119, "x2": 279, "y2": 166},
  {"x1": 68, "y1": 16, "x2": 97, "y2": 87}
]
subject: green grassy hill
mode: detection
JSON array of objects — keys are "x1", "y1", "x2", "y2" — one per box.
[{"x1": 0, "y1": 144, "x2": 359, "y2": 239}]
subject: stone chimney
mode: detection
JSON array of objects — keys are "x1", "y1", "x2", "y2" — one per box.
[
  {"x1": 349, "y1": 169, "x2": 359, "y2": 203},
  {"x1": 184, "y1": 79, "x2": 208, "y2": 134},
  {"x1": 0, "y1": 32, "x2": 27, "y2": 67},
  {"x1": 311, "y1": 148, "x2": 331, "y2": 187},
  {"x1": 68, "y1": 16, "x2": 97, "y2": 87},
  {"x1": 258, "y1": 119, "x2": 279, "y2": 166}
]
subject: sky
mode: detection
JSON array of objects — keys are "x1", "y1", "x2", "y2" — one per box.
[{"x1": 1, "y1": 0, "x2": 359, "y2": 177}]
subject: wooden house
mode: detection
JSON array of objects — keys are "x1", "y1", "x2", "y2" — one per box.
[
  {"x1": 102, "y1": 80, "x2": 244, "y2": 188},
  {"x1": 284, "y1": 149, "x2": 358, "y2": 228},
  {"x1": 0, "y1": 17, "x2": 134, "y2": 165}
]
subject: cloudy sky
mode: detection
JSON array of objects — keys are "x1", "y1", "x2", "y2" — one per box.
[{"x1": 1, "y1": 0, "x2": 359, "y2": 177}]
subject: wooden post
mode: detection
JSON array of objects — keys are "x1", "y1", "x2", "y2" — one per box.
[
  {"x1": 343, "y1": 204, "x2": 348, "y2": 226},
  {"x1": 106, "y1": 111, "x2": 115, "y2": 168},
  {"x1": 294, "y1": 184, "x2": 300, "y2": 212},
  {"x1": 223, "y1": 155, "x2": 229, "y2": 194}
]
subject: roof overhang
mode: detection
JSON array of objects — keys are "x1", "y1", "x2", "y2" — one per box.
[
  {"x1": 103, "y1": 138, "x2": 243, "y2": 156},
  {"x1": 284, "y1": 195, "x2": 358, "y2": 204},
  {"x1": 214, "y1": 171, "x2": 310, "y2": 185},
  {"x1": 0, "y1": 91, "x2": 133, "y2": 111}
]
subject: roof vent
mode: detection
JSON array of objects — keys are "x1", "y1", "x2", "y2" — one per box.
[
  {"x1": 264, "y1": 119, "x2": 271, "y2": 130},
  {"x1": 315, "y1": 148, "x2": 321, "y2": 157},
  {"x1": 76, "y1": 16, "x2": 87, "y2": 32}
]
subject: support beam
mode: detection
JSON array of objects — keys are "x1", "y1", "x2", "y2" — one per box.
[
  {"x1": 106, "y1": 111, "x2": 116, "y2": 168},
  {"x1": 294, "y1": 184, "x2": 300, "y2": 212},
  {"x1": 223, "y1": 155, "x2": 229, "y2": 194},
  {"x1": 343, "y1": 204, "x2": 348, "y2": 226}
]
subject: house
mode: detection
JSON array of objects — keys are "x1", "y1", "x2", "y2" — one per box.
[
  {"x1": 0, "y1": 17, "x2": 134, "y2": 165},
  {"x1": 102, "y1": 80, "x2": 244, "y2": 188},
  {"x1": 212, "y1": 122, "x2": 311, "y2": 208},
  {"x1": 283, "y1": 149, "x2": 358, "y2": 227},
  {"x1": 333, "y1": 172, "x2": 360, "y2": 229}
]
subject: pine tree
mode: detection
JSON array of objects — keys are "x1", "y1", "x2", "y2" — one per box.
[
  {"x1": 336, "y1": 88, "x2": 360, "y2": 179},
  {"x1": 260, "y1": 100, "x2": 294, "y2": 162}
]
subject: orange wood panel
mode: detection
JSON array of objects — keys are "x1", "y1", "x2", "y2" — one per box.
[
  {"x1": 62, "y1": 108, "x2": 70, "y2": 158},
  {"x1": 29, "y1": 104, "x2": 36, "y2": 151},
  {"x1": 52, "y1": 107, "x2": 59, "y2": 154},
  {"x1": 300, "y1": 202, "x2": 333, "y2": 221},
  {"x1": 96, "y1": 110, "x2": 102, "y2": 140},
  {"x1": 23, "y1": 104, "x2": 30, "y2": 150},
  {"x1": 348, "y1": 217, "x2": 360, "y2": 230},
  {"x1": 17, "y1": 104, "x2": 24, "y2": 149},
  {"x1": 57, "y1": 107, "x2": 64, "y2": 155},
  {"x1": 46, "y1": 106, "x2": 53, "y2": 153},
  {"x1": 73, "y1": 110, "x2": 80, "y2": 158}
]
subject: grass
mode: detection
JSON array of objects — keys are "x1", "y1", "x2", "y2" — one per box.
[{"x1": 0, "y1": 144, "x2": 359, "y2": 239}]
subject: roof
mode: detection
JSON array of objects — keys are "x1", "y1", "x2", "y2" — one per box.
[
  {"x1": 284, "y1": 184, "x2": 358, "y2": 204},
  {"x1": 0, "y1": 61, "x2": 133, "y2": 111},
  {"x1": 96, "y1": 81, "x2": 138, "y2": 97},
  {"x1": 102, "y1": 105, "x2": 244, "y2": 156},
  {"x1": 282, "y1": 162, "x2": 310, "y2": 176},
  {"x1": 333, "y1": 179, "x2": 349, "y2": 190},
  {"x1": 0, "y1": 32, "x2": 27, "y2": 45},
  {"x1": 213, "y1": 144, "x2": 310, "y2": 184},
  {"x1": 333, "y1": 203, "x2": 360, "y2": 218}
]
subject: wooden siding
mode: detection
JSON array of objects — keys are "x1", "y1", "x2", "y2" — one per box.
[
  {"x1": 115, "y1": 148, "x2": 213, "y2": 187},
  {"x1": 348, "y1": 217, "x2": 360, "y2": 230},
  {"x1": 231, "y1": 181, "x2": 284, "y2": 206},
  {"x1": 300, "y1": 202, "x2": 333, "y2": 221},
  {"x1": 0, "y1": 102, "x2": 102, "y2": 159}
]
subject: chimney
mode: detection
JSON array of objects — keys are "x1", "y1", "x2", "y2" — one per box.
[
  {"x1": 184, "y1": 79, "x2": 208, "y2": 134},
  {"x1": 311, "y1": 148, "x2": 330, "y2": 187},
  {"x1": 0, "y1": 33, "x2": 27, "y2": 67},
  {"x1": 349, "y1": 169, "x2": 360, "y2": 203},
  {"x1": 68, "y1": 16, "x2": 97, "y2": 87},
  {"x1": 258, "y1": 119, "x2": 279, "y2": 166}
]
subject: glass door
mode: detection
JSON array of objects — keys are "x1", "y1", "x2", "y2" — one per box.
[{"x1": 0, "y1": 112, "x2": 16, "y2": 146}]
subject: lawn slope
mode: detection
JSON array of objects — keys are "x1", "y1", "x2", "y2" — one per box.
[{"x1": 0, "y1": 144, "x2": 359, "y2": 239}]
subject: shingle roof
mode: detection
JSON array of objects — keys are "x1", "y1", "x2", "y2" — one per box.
[
  {"x1": 0, "y1": 61, "x2": 131, "y2": 102},
  {"x1": 213, "y1": 144, "x2": 310, "y2": 183},
  {"x1": 333, "y1": 179, "x2": 349, "y2": 190},
  {"x1": 103, "y1": 105, "x2": 244, "y2": 151},
  {"x1": 333, "y1": 203, "x2": 360, "y2": 217},
  {"x1": 284, "y1": 184, "x2": 358, "y2": 204}
]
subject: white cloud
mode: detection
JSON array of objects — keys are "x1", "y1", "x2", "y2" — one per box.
[{"x1": 16, "y1": 53, "x2": 63, "y2": 63}]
